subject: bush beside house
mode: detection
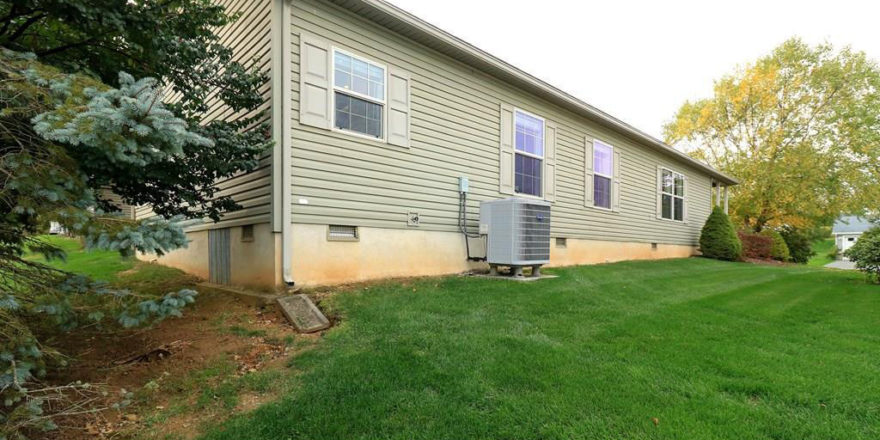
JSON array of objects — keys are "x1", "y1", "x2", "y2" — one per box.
[
  {"x1": 761, "y1": 229, "x2": 791, "y2": 261},
  {"x1": 780, "y1": 227, "x2": 815, "y2": 264},
  {"x1": 738, "y1": 231, "x2": 773, "y2": 260},
  {"x1": 845, "y1": 227, "x2": 880, "y2": 283},
  {"x1": 699, "y1": 207, "x2": 742, "y2": 261}
]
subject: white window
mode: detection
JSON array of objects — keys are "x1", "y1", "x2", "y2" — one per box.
[
  {"x1": 593, "y1": 140, "x2": 613, "y2": 209},
  {"x1": 661, "y1": 168, "x2": 685, "y2": 221},
  {"x1": 514, "y1": 109, "x2": 544, "y2": 197},
  {"x1": 333, "y1": 49, "x2": 385, "y2": 139}
]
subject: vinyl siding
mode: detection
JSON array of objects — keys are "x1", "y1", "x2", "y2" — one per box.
[
  {"x1": 135, "y1": 0, "x2": 274, "y2": 231},
  {"x1": 289, "y1": 0, "x2": 713, "y2": 246}
]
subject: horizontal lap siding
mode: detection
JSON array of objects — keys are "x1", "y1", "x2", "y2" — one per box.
[
  {"x1": 290, "y1": 0, "x2": 712, "y2": 246},
  {"x1": 136, "y1": 0, "x2": 274, "y2": 230}
]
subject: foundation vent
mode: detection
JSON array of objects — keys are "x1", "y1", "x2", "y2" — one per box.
[
  {"x1": 479, "y1": 198, "x2": 551, "y2": 267},
  {"x1": 328, "y1": 225, "x2": 359, "y2": 241}
]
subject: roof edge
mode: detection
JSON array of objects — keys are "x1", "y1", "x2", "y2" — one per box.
[{"x1": 345, "y1": 0, "x2": 739, "y2": 185}]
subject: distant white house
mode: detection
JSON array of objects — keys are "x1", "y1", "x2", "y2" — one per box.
[
  {"x1": 832, "y1": 216, "x2": 875, "y2": 256},
  {"x1": 48, "y1": 221, "x2": 67, "y2": 235}
]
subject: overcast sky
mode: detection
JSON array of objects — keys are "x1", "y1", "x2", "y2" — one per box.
[{"x1": 387, "y1": 0, "x2": 880, "y2": 141}]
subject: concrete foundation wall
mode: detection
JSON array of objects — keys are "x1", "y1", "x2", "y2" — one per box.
[
  {"x1": 289, "y1": 224, "x2": 696, "y2": 287},
  {"x1": 290, "y1": 224, "x2": 484, "y2": 286},
  {"x1": 137, "y1": 223, "x2": 279, "y2": 290},
  {"x1": 548, "y1": 239, "x2": 696, "y2": 267},
  {"x1": 138, "y1": 230, "x2": 211, "y2": 280},
  {"x1": 141, "y1": 224, "x2": 697, "y2": 289}
]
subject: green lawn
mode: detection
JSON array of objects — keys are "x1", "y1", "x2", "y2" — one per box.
[
  {"x1": 26, "y1": 235, "x2": 193, "y2": 295},
  {"x1": 26, "y1": 234, "x2": 135, "y2": 280},
  {"x1": 808, "y1": 238, "x2": 837, "y2": 267},
  {"x1": 202, "y1": 259, "x2": 880, "y2": 440}
]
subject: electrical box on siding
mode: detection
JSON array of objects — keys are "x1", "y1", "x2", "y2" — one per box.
[{"x1": 459, "y1": 176, "x2": 469, "y2": 193}]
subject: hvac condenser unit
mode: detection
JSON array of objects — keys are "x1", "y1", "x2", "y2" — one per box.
[{"x1": 479, "y1": 198, "x2": 551, "y2": 274}]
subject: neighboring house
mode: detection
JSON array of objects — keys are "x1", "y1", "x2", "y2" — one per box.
[
  {"x1": 832, "y1": 216, "x2": 874, "y2": 256},
  {"x1": 135, "y1": 0, "x2": 737, "y2": 289},
  {"x1": 48, "y1": 222, "x2": 67, "y2": 235}
]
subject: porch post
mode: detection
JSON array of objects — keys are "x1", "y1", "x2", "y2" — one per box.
[{"x1": 723, "y1": 186, "x2": 729, "y2": 214}]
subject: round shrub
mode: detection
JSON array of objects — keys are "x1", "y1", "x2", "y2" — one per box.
[
  {"x1": 738, "y1": 230, "x2": 772, "y2": 260},
  {"x1": 844, "y1": 229, "x2": 880, "y2": 283},
  {"x1": 779, "y1": 227, "x2": 815, "y2": 264},
  {"x1": 699, "y1": 207, "x2": 742, "y2": 261},
  {"x1": 761, "y1": 229, "x2": 790, "y2": 261}
]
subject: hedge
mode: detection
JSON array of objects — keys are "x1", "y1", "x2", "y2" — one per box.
[{"x1": 738, "y1": 231, "x2": 773, "y2": 260}]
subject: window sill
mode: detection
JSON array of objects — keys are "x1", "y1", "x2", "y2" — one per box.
[
  {"x1": 656, "y1": 216, "x2": 687, "y2": 224},
  {"x1": 331, "y1": 126, "x2": 386, "y2": 143},
  {"x1": 585, "y1": 204, "x2": 617, "y2": 213},
  {"x1": 316, "y1": 126, "x2": 410, "y2": 152},
  {"x1": 513, "y1": 192, "x2": 548, "y2": 202}
]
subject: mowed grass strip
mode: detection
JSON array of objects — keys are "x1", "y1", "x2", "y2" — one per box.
[
  {"x1": 808, "y1": 237, "x2": 837, "y2": 267},
  {"x1": 25, "y1": 235, "x2": 196, "y2": 294},
  {"x1": 26, "y1": 234, "x2": 134, "y2": 280},
  {"x1": 201, "y1": 258, "x2": 880, "y2": 440}
]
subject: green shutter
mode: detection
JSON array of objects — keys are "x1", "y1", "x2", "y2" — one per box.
[
  {"x1": 656, "y1": 166, "x2": 663, "y2": 219},
  {"x1": 544, "y1": 121, "x2": 557, "y2": 202},
  {"x1": 612, "y1": 150, "x2": 621, "y2": 212},
  {"x1": 387, "y1": 66, "x2": 410, "y2": 148},
  {"x1": 499, "y1": 103, "x2": 514, "y2": 195},
  {"x1": 299, "y1": 33, "x2": 331, "y2": 129},
  {"x1": 584, "y1": 137, "x2": 594, "y2": 206}
]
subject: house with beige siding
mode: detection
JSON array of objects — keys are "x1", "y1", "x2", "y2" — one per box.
[{"x1": 136, "y1": 0, "x2": 737, "y2": 289}]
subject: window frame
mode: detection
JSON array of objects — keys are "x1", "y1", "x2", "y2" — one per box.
[
  {"x1": 512, "y1": 108, "x2": 546, "y2": 198},
  {"x1": 330, "y1": 47, "x2": 388, "y2": 142},
  {"x1": 660, "y1": 167, "x2": 686, "y2": 222},
  {"x1": 591, "y1": 139, "x2": 614, "y2": 211}
]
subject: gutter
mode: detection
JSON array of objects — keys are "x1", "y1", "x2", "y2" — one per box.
[{"x1": 353, "y1": 0, "x2": 739, "y2": 185}]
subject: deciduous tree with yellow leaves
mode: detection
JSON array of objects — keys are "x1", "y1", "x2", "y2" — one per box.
[{"x1": 664, "y1": 38, "x2": 880, "y2": 232}]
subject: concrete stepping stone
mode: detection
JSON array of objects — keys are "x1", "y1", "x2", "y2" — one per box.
[{"x1": 277, "y1": 294, "x2": 330, "y2": 333}]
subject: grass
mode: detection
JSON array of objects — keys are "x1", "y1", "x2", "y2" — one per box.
[
  {"x1": 26, "y1": 234, "x2": 135, "y2": 280},
  {"x1": 808, "y1": 238, "x2": 837, "y2": 267},
  {"x1": 138, "y1": 357, "x2": 289, "y2": 435},
  {"x1": 226, "y1": 325, "x2": 268, "y2": 338},
  {"x1": 201, "y1": 259, "x2": 880, "y2": 440},
  {"x1": 25, "y1": 235, "x2": 194, "y2": 291}
]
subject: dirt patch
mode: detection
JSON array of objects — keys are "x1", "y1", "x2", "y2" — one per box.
[{"x1": 40, "y1": 288, "x2": 325, "y2": 440}]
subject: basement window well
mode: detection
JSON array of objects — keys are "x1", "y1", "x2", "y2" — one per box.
[{"x1": 328, "y1": 225, "x2": 359, "y2": 242}]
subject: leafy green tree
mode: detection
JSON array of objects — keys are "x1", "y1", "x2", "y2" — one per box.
[
  {"x1": 700, "y1": 207, "x2": 743, "y2": 261},
  {"x1": 665, "y1": 39, "x2": 880, "y2": 232},
  {"x1": 0, "y1": 0, "x2": 270, "y2": 220},
  {"x1": 1, "y1": 0, "x2": 271, "y2": 435},
  {"x1": 779, "y1": 227, "x2": 816, "y2": 264},
  {"x1": 845, "y1": 228, "x2": 880, "y2": 283}
]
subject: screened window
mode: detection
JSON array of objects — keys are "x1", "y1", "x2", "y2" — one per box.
[
  {"x1": 514, "y1": 110, "x2": 544, "y2": 196},
  {"x1": 661, "y1": 169, "x2": 685, "y2": 221},
  {"x1": 593, "y1": 140, "x2": 613, "y2": 209},
  {"x1": 333, "y1": 50, "x2": 385, "y2": 139}
]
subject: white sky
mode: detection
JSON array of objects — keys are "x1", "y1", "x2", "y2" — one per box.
[{"x1": 387, "y1": 0, "x2": 880, "y2": 141}]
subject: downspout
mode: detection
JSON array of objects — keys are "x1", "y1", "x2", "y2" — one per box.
[
  {"x1": 271, "y1": 0, "x2": 295, "y2": 287},
  {"x1": 280, "y1": 0, "x2": 294, "y2": 286}
]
